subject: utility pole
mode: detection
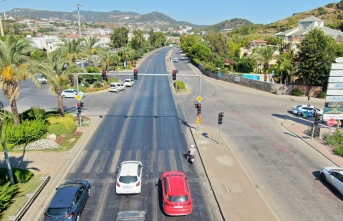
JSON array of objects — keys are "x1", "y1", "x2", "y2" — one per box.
[
  {"x1": 0, "y1": 0, "x2": 5, "y2": 37},
  {"x1": 75, "y1": 3, "x2": 83, "y2": 39}
]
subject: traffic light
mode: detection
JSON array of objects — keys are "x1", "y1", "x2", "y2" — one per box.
[
  {"x1": 218, "y1": 112, "x2": 224, "y2": 124},
  {"x1": 77, "y1": 106, "x2": 81, "y2": 113},
  {"x1": 134, "y1": 69, "x2": 138, "y2": 80},
  {"x1": 102, "y1": 70, "x2": 107, "y2": 82},
  {"x1": 195, "y1": 103, "x2": 201, "y2": 115},
  {"x1": 80, "y1": 102, "x2": 84, "y2": 108},
  {"x1": 77, "y1": 102, "x2": 82, "y2": 113},
  {"x1": 314, "y1": 112, "x2": 321, "y2": 124},
  {"x1": 172, "y1": 69, "x2": 177, "y2": 80}
]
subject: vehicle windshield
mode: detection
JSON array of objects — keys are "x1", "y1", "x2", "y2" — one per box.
[
  {"x1": 125, "y1": 80, "x2": 130, "y2": 82},
  {"x1": 168, "y1": 195, "x2": 188, "y2": 202},
  {"x1": 47, "y1": 207, "x2": 69, "y2": 216},
  {"x1": 119, "y1": 176, "x2": 138, "y2": 183}
]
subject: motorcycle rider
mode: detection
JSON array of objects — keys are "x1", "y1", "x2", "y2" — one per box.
[{"x1": 188, "y1": 144, "x2": 196, "y2": 161}]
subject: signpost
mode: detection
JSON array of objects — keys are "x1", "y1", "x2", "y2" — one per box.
[{"x1": 75, "y1": 95, "x2": 82, "y2": 127}]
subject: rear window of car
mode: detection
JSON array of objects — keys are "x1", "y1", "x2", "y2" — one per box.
[
  {"x1": 119, "y1": 176, "x2": 138, "y2": 183},
  {"x1": 168, "y1": 195, "x2": 188, "y2": 202},
  {"x1": 47, "y1": 207, "x2": 69, "y2": 216},
  {"x1": 125, "y1": 80, "x2": 131, "y2": 82}
]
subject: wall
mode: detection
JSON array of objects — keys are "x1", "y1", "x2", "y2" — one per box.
[{"x1": 198, "y1": 64, "x2": 322, "y2": 97}]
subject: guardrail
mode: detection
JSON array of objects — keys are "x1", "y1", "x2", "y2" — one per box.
[{"x1": 8, "y1": 175, "x2": 50, "y2": 221}]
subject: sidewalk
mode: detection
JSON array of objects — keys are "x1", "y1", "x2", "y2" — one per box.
[
  {"x1": 191, "y1": 126, "x2": 278, "y2": 221},
  {"x1": 281, "y1": 119, "x2": 343, "y2": 167}
]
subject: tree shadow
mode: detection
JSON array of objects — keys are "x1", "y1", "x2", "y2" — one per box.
[{"x1": 0, "y1": 149, "x2": 40, "y2": 173}]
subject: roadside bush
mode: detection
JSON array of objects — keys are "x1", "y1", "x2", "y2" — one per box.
[
  {"x1": 82, "y1": 81, "x2": 90, "y2": 88},
  {"x1": 93, "y1": 81, "x2": 103, "y2": 88},
  {"x1": 322, "y1": 129, "x2": 343, "y2": 156},
  {"x1": 174, "y1": 80, "x2": 186, "y2": 90},
  {"x1": 20, "y1": 107, "x2": 46, "y2": 121},
  {"x1": 318, "y1": 91, "x2": 326, "y2": 99},
  {"x1": 47, "y1": 114, "x2": 76, "y2": 136},
  {"x1": 0, "y1": 168, "x2": 33, "y2": 183},
  {"x1": 0, "y1": 181, "x2": 19, "y2": 212},
  {"x1": 5, "y1": 120, "x2": 47, "y2": 145},
  {"x1": 291, "y1": 88, "x2": 304, "y2": 96}
]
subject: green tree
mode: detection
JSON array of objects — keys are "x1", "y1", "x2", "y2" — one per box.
[
  {"x1": 149, "y1": 30, "x2": 166, "y2": 48},
  {"x1": 276, "y1": 54, "x2": 292, "y2": 84},
  {"x1": 203, "y1": 31, "x2": 228, "y2": 56},
  {"x1": 0, "y1": 36, "x2": 50, "y2": 124},
  {"x1": 251, "y1": 46, "x2": 277, "y2": 81},
  {"x1": 131, "y1": 30, "x2": 146, "y2": 50},
  {"x1": 110, "y1": 27, "x2": 128, "y2": 49},
  {"x1": 81, "y1": 36, "x2": 100, "y2": 56},
  {"x1": 45, "y1": 49, "x2": 85, "y2": 117},
  {"x1": 297, "y1": 29, "x2": 336, "y2": 89},
  {"x1": 180, "y1": 34, "x2": 202, "y2": 54}
]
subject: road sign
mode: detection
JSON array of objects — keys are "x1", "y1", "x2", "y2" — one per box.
[
  {"x1": 196, "y1": 96, "x2": 203, "y2": 102},
  {"x1": 75, "y1": 94, "x2": 82, "y2": 101},
  {"x1": 327, "y1": 118, "x2": 336, "y2": 127},
  {"x1": 196, "y1": 117, "x2": 201, "y2": 124}
]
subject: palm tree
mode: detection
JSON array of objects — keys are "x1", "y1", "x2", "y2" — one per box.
[
  {"x1": 251, "y1": 46, "x2": 277, "y2": 82},
  {"x1": 0, "y1": 36, "x2": 50, "y2": 125},
  {"x1": 60, "y1": 38, "x2": 84, "y2": 62},
  {"x1": 276, "y1": 54, "x2": 292, "y2": 84},
  {"x1": 81, "y1": 36, "x2": 100, "y2": 56},
  {"x1": 45, "y1": 49, "x2": 85, "y2": 117}
]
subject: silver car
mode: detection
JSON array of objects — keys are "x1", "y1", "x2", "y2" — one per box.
[{"x1": 320, "y1": 167, "x2": 343, "y2": 195}]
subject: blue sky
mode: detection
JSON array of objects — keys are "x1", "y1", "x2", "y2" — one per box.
[{"x1": 0, "y1": 0, "x2": 337, "y2": 25}]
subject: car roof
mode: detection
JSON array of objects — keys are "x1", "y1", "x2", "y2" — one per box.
[
  {"x1": 120, "y1": 161, "x2": 142, "y2": 176},
  {"x1": 162, "y1": 171, "x2": 188, "y2": 196},
  {"x1": 125, "y1": 79, "x2": 132, "y2": 81},
  {"x1": 49, "y1": 184, "x2": 81, "y2": 208}
]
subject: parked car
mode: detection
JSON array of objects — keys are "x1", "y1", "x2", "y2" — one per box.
[
  {"x1": 109, "y1": 82, "x2": 126, "y2": 92},
  {"x1": 44, "y1": 180, "x2": 91, "y2": 221},
  {"x1": 124, "y1": 79, "x2": 134, "y2": 87},
  {"x1": 320, "y1": 167, "x2": 343, "y2": 196},
  {"x1": 115, "y1": 211, "x2": 148, "y2": 221},
  {"x1": 173, "y1": 58, "x2": 178, "y2": 63},
  {"x1": 36, "y1": 74, "x2": 48, "y2": 84},
  {"x1": 116, "y1": 161, "x2": 143, "y2": 194},
  {"x1": 160, "y1": 171, "x2": 192, "y2": 216},
  {"x1": 61, "y1": 89, "x2": 85, "y2": 98},
  {"x1": 292, "y1": 105, "x2": 323, "y2": 117}
]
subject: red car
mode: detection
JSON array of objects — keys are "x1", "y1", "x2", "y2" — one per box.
[{"x1": 160, "y1": 171, "x2": 192, "y2": 216}]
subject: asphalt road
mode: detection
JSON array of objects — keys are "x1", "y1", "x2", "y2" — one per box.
[
  {"x1": 2, "y1": 47, "x2": 343, "y2": 220},
  {"x1": 172, "y1": 50, "x2": 343, "y2": 220}
]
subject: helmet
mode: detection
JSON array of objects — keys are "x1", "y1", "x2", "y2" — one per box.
[{"x1": 191, "y1": 145, "x2": 195, "y2": 148}]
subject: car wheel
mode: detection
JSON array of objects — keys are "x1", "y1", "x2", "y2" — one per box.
[
  {"x1": 62, "y1": 95, "x2": 66, "y2": 98},
  {"x1": 320, "y1": 173, "x2": 326, "y2": 182}
]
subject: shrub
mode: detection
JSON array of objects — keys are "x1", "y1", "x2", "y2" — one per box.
[
  {"x1": 0, "y1": 181, "x2": 19, "y2": 212},
  {"x1": 0, "y1": 168, "x2": 33, "y2": 183},
  {"x1": 93, "y1": 81, "x2": 103, "y2": 88},
  {"x1": 20, "y1": 107, "x2": 46, "y2": 121},
  {"x1": 318, "y1": 91, "x2": 326, "y2": 99},
  {"x1": 47, "y1": 114, "x2": 77, "y2": 136},
  {"x1": 322, "y1": 129, "x2": 343, "y2": 156},
  {"x1": 5, "y1": 120, "x2": 47, "y2": 145},
  {"x1": 292, "y1": 88, "x2": 304, "y2": 96},
  {"x1": 174, "y1": 80, "x2": 186, "y2": 90}
]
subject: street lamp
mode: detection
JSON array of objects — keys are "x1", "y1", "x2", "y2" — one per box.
[
  {"x1": 0, "y1": 0, "x2": 5, "y2": 37},
  {"x1": 74, "y1": 3, "x2": 83, "y2": 39}
]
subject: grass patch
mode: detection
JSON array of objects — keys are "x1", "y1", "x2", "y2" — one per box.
[
  {"x1": 55, "y1": 131, "x2": 83, "y2": 151},
  {"x1": 0, "y1": 175, "x2": 42, "y2": 219}
]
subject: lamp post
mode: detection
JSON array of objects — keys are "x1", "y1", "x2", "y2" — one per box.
[
  {"x1": 0, "y1": 0, "x2": 5, "y2": 37},
  {"x1": 74, "y1": 3, "x2": 83, "y2": 39}
]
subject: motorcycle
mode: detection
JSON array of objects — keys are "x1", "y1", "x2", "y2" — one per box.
[{"x1": 188, "y1": 154, "x2": 195, "y2": 164}]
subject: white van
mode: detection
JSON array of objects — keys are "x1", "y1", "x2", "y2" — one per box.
[{"x1": 109, "y1": 82, "x2": 125, "y2": 92}]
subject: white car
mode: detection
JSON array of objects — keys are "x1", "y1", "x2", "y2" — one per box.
[
  {"x1": 292, "y1": 104, "x2": 323, "y2": 117},
  {"x1": 61, "y1": 89, "x2": 85, "y2": 98},
  {"x1": 124, "y1": 79, "x2": 134, "y2": 87},
  {"x1": 173, "y1": 58, "x2": 178, "y2": 63},
  {"x1": 109, "y1": 82, "x2": 125, "y2": 92},
  {"x1": 36, "y1": 74, "x2": 47, "y2": 84},
  {"x1": 116, "y1": 161, "x2": 143, "y2": 194},
  {"x1": 320, "y1": 167, "x2": 343, "y2": 195}
]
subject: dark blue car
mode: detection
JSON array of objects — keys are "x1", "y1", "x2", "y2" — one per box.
[{"x1": 44, "y1": 180, "x2": 91, "y2": 221}]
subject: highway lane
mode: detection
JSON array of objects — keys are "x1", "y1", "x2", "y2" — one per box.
[
  {"x1": 63, "y1": 48, "x2": 223, "y2": 221},
  {"x1": 173, "y1": 53, "x2": 343, "y2": 220}
]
